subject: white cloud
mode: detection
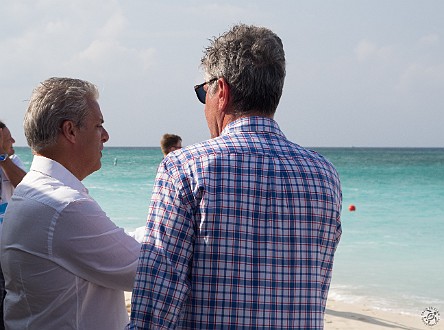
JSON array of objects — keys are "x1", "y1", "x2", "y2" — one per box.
[
  {"x1": 354, "y1": 40, "x2": 394, "y2": 62},
  {"x1": 186, "y1": 3, "x2": 247, "y2": 18},
  {"x1": 396, "y1": 62, "x2": 444, "y2": 92},
  {"x1": 44, "y1": 20, "x2": 66, "y2": 34},
  {"x1": 419, "y1": 33, "x2": 440, "y2": 46},
  {"x1": 77, "y1": 40, "x2": 116, "y2": 61},
  {"x1": 72, "y1": 10, "x2": 156, "y2": 72},
  {"x1": 75, "y1": 39, "x2": 155, "y2": 70},
  {"x1": 96, "y1": 11, "x2": 127, "y2": 39}
]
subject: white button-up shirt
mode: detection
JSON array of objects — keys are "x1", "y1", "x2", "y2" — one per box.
[
  {"x1": 0, "y1": 154, "x2": 26, "y2": 203},
  {"x1": 0, "y1": 154, "x2": 27, "y2": 224},
  {"x1": 0, "y1": 155, "x2": 141, "y2": 330}
]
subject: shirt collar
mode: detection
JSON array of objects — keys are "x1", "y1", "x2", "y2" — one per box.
[
  {"x1": 220, "y1": 116, "x2": 286, "y2": 138},
  {"x1": 30, "y1": 155, "x2": 88, "y2": 194}
]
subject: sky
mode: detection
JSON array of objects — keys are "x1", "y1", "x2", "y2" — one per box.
[{"x1": 1, "y1": 0, "x2": 443, "y2": 148}]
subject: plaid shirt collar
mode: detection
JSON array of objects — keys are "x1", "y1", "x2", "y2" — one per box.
[{"x1": 221, "y1": 116, "x2": 286, "y2": 139}]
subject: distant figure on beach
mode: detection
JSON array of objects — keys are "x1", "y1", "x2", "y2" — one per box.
[
  {"x1": 0, "y1": 121, "x2": 26, "y2": 330},
  {"x1": 0, "y1": 78, "x2": 141, "y2": 330},
  {"x1": 128, "y1": 24, "x2": 342, "y2": 329},
  {"x1": 160, "y1": 133, "x2": 182, "y2": 156}
]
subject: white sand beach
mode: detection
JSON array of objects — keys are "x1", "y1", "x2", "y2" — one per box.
[
  {"x1": 324, "y1": 297, "x2": 440, "y2": 330},
  {"x1": 125, "y1": 292, "x2": 441, "y2": 329}
]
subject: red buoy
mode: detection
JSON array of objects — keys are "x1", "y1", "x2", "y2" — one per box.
[{"x1": 348, "y1": 204, "x2": 356, "y2": 212}]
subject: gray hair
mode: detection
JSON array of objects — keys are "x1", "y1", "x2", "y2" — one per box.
[
  {"x1": 201, "y1": 24, "x2": 286, "y2": 116},
  {"x1": 24, "y1": 77, "x2": 99, "y2": 152}
]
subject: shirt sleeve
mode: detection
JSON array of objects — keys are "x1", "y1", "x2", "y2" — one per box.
[
  {"x1": 51, "y1": 198, "x2": 142, "y2": 291},
  {"x1": 128, "y1": 160, "x2": 196, "y2": 329}
]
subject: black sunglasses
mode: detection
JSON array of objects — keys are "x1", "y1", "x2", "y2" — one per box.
[{"x1": 194, "y1": 78, "x2": 218, "y2": 104}]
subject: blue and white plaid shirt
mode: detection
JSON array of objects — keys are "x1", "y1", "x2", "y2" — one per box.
[{"x1": 128, "y1": 117, "x2": 342, "y2": 329}]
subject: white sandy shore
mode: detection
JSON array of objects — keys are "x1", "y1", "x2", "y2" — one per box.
[
  {"x1": 125, "y1": 292, "x2": 441, "y2": 329},
  {"x1": 324, "y1": 297, "x2": 441, "y2": 330}
]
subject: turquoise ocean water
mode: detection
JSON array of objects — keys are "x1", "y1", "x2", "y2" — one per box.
[{"x1": 14, "y1": 147, "x2": 444, "y2": 315}]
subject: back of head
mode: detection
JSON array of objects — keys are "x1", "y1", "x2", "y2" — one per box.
[
  {"x1": 160, "y1": 133, "x2": 182, "y2": 155},
  {"x1": 24, "y1": 77, "x2": 99, "y2": 153},
  {"x1": 201, "y1": 24, "x2": 286, "y2": 116},
  {"x1": 0, "y1": 121, "x2": 5, "y2": 129}
]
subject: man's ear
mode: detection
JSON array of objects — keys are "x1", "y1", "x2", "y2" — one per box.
[
  {"x1": 217, "y1": 78, "x2": 230, "y2": 113},
  {"x1": 60, "y1": 120, "x2": 78, "y2": 144}
]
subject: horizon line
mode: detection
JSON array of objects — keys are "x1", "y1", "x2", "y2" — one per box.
[{"x1": 14, "y1": 145, "x2": 444, "y2": 149}]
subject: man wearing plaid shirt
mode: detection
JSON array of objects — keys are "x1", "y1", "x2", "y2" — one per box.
[{"x1": 128, "y1": 24, "x2": 342, "y2": 329}]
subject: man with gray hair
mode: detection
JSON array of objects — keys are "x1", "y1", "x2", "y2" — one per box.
[
  {"x1": 128, "y1": 24, "x2": 342, "y2": 329},
  {"x1": 1, "y1": 77, "x2": 141, "y2": 330}
]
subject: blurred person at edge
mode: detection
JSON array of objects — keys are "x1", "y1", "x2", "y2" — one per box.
[
  {"x1": 0, "y1": 120, "x2": 26, "y2": 221},
  {"x1": 128, "y1": 24, "x2": 342, "y2": 329},
  {"x1": 0, "y1": 78, "x2": 141, "y2": 330},
  {"x1": 0, "y1": 120, "x2": 26, "y2": 330}
]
